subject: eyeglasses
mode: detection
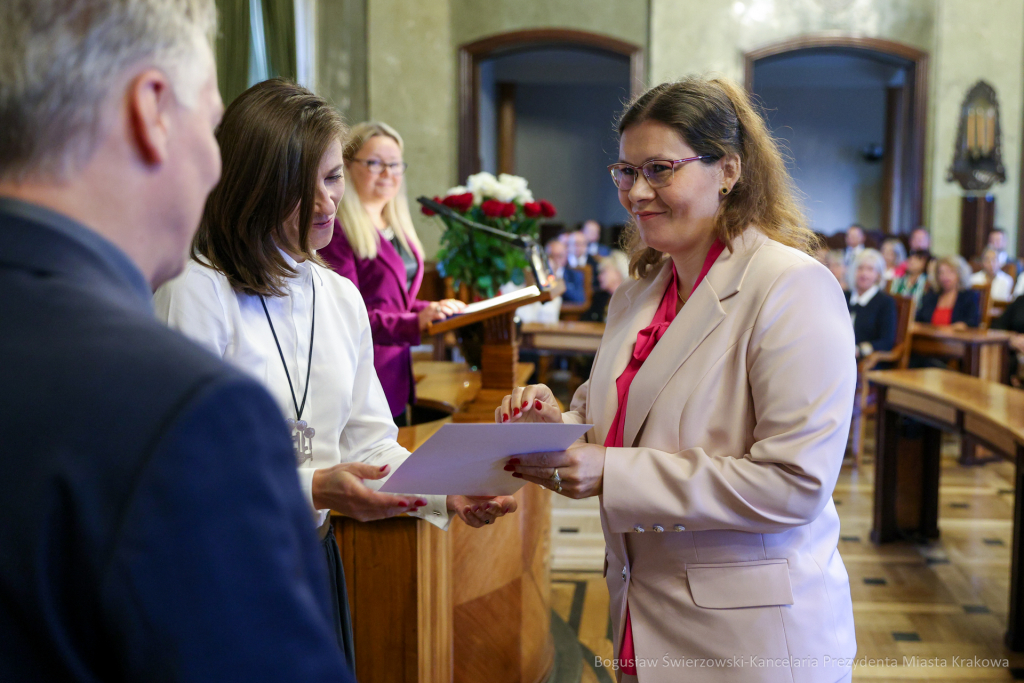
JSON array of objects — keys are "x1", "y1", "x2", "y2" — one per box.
[
  {"x1": 352, "y1": 158, "x2": 407, "y2": 176},
  {"x1": 607, "y1": 156, "x2": 711, "y2": 191}
]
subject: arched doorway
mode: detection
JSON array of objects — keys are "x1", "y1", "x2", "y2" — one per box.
[
  {"x1": 745, "y1": 36, "x2": 929, "y2": 237},
  {"x1": 458, "y1": 29, "x2": 645, "y2": 182}
]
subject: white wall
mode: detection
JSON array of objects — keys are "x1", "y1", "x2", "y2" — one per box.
[{"x1": 757, "y1": 84, "x2": 887, "y2": 234}]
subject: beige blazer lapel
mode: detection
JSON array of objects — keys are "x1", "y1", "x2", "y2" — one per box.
[
  {"x1": 621, "y1": 230, "x2": 768, "y2": 447},
  {"x1": 588, "y1": 265, "x2": 673, "y2": 440}
]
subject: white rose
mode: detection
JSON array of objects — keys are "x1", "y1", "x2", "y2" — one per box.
[
  {"x1": 490, "y1": 182, "x2": 518, "y2": 203},
  {"x1": 445, "y1": 185, "x2": 469, "y2": 197}
]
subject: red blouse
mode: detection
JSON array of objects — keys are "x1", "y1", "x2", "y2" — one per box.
[
  {"x1": 931, "y1": 307, "x2": 953, "y2": 326},
  {"x1": 606, "y1": 241, "x2": 725, "y2": 674}
]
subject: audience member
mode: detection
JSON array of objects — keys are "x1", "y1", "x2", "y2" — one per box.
[
  {"x1": 916, "y1": 255, "x2": 980, "y2": 328},
  {"x1": 545, "y1": 238, "x2": 586, "y2": 303},
  {"x1": 990, "y1": 295, "x2": 1024, "y2": 384},
  {"x1": 581, "y1": 219, "x2": 611, "y2": 257},
  {"x1": 890, "y1": 249, "x2": 931, "y2": 306},
  {"x1": 969, "y1": 246, "x2": 1014, "y2": 302},
  {"x1": 842, "y1": 224, "x2": 866, "y2": 290},
  {"x1": 847, "y1": 249, "x2": 896, "y2": 361},
  {"x1": 826, "y1": 249, "x2": 849, "y2": 291},
  {"x1": 582, "y1": 250, "x2": 630, "y2": 322},
  {"x1": 909, "y1": 226, "x2": 931, "y2": 252},
  {"x1": 880, "y1": 237, "x2": 907, "y2": 281},
  {"x1": 0, "y1": 2, "x2": 355, "y2": 680},
  {"x1": 566, "y1": 230, "x2": 594, "y2": 270},
  {"x1": 987, "y1": 228, "x2": 1009, "y2": 269}
]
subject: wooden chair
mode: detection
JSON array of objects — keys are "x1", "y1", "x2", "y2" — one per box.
[
  {"x1": 850, "y1": 294, "x2": 915, "y2": 467},
  {"x1": 973, "y1": 281, "x2": 994, "y2": 329},
  {"x1": 558, "y1": 265, "x2": 593, "y2": 321}
]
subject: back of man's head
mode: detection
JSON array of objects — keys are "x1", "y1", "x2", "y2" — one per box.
[{"x1": 0, "y1": 0, "x2": 217, "y2": 183}]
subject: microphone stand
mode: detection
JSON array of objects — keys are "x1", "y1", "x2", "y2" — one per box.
[{"x1": 417, "y1": 196, "x2": 553, "y2": 291}]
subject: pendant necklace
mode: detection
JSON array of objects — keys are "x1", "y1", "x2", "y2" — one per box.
[{"x1": 259, "y1": 276, "x2": 316, "y2": 464}]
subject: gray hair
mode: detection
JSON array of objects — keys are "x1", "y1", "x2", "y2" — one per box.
[
  {"x1": 0, "y1": 0, "x2": 217, "y2": 182},
  {"x1": 854, "y1": 248, "x2": 887, "y2": 285},
  {"x1": 881, "y1": 237, "x2": 906, "y2": 265}
]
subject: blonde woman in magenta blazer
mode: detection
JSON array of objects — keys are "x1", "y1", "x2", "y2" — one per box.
[{"x1": 501, "y1": 77, "x2": 857, "y2": 683}]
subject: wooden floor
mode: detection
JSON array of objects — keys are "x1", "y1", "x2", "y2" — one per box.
[{"x1": 550, "y1": 431, "x2": 1024, "y2": 681}]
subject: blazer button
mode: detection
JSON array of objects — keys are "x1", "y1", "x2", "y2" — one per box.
[
  {"x1": 652, "y1": 525, "x2": 664, "y2": 533},
  {"x1": 621, "y1": 567, "x2": 627, "y2": 582},
  {"x1": 673, "y1": 524, "x2": 686, "y2": 532},
  {"x1": 633, "y1": 525, "x2": 644, "y2": 533}
]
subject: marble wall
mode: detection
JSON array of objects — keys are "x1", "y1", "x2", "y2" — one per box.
[
  {"x1": 323, "y1": 0, "x2": 1024, "y2": 257},
  {"x1": 649, "y1": 0, "x2": 1024, "y2": 256}
]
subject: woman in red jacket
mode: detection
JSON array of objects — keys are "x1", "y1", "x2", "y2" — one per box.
[{"x1": 320, "y1": 122, "x2": 464, "y2": 425}]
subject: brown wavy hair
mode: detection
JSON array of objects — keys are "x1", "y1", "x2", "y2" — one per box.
[
  {"x1": 191, "y1": 78, "x2": 347, "y2": 297},
  {"x1": 616, "y1": 76, "x2": 817, "y2": 279}
]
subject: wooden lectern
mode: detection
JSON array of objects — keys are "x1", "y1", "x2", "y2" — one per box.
[{"x1": 333, "y1": 288, "x2": 555, "y2": 683}]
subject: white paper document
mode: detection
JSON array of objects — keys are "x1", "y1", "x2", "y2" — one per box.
[
  {"x1": 379, "y1": 422, "x2": 593, "y2": 496},
  {"x1": 459, "y1": 285, "x2": 541, "y2": 315}
]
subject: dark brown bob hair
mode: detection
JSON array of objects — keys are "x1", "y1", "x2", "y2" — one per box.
[
  {"x1": 192, "y1": 78, "x2": 347, "y2": 297},
  {"x1": 617, "y1": 76, "x2": 817, "y2": 279}
]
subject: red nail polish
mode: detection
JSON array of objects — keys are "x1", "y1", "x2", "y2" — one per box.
[
  {"x1": 512, "y1": 473, "x2": 523, "y2": 478},
  {"x1": 398, "y1": 501, "x2": 407, "y2": 507},
  {"x1": 473, "y1": 506, "x2": 481, "y2": 512},
  {"x1": 502, "y1": 414, "x2": 509, "y2": 422},
  {"x1": 416, "y1": 499, "x2": 427, "y2": 506},
  {"x1": 503, "y1": 464, "x2": 515, "y2": 471},
  {"x1": 379, "y1": 465, "x2": 388, "y2": 472},
  {"x1": 534, "y1": 400, "x2": 542, "y2": 410},
  {"x1": 513, "y1": 407, "x2": 520, "y2": 416},
  {"x1": 522, "y1": 400, "x2": 529, "y2": 408},
  {"x1": 464, "y1": 507, "x2": 471, "y2": 515},
  {"x1": 509, "y1": 458, "x2": 520, "y2": 465}
]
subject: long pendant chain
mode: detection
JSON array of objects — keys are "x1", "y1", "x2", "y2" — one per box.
[{"x1": 259, "y1": 278, "x2": 316, "y2": 464}]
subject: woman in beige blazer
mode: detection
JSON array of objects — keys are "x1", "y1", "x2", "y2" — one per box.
[{"x1": 499, "y1": 77, "x2": 857, "y2": 682}]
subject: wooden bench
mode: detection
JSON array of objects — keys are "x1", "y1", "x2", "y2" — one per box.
[{"x1": 868, "y1": 368, "x2": 1024, "y2": 650}]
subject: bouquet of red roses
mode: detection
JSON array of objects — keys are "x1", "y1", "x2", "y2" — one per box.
[{"x1": 425, "y1": 172, "x2": 555, "y2": 298}]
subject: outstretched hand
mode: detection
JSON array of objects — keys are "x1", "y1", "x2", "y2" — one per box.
[
  {"x1": 312, "y1": 462, "x2": 427, "y2": 522},
  {"x1": 447, "y1": 495, "x2": 518, "y2": 527}
]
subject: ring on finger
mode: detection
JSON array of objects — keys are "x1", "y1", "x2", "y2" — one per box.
[{"x1": 550, "y1": 468, "x2": 563, "y2": 493}]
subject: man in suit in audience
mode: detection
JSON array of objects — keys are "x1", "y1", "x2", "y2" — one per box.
[
  {"x1": 582, "y1": 219, "x2": 611, "y2": 258},
  {"x1": 842, "y1": 223, "x2": 866, "y2": 290},
  {"x1": 0, "y1": 2, "x2": 354, "y2": 681},
  {"x1": 546, "y1": 238, "x2": 586, "y2": 304},
  {"x1": 987, "y1": 227, "x2": 1009, "y2": 269},
  {"x1": 909, "y1": 226, "x2": 931, "y2": 252}
]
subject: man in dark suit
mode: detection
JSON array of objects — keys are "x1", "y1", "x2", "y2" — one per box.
[
  {"x1": 582, "y1": 219, "x2": 611, "y2": 258},
  {"x1": 546, "y1": 238, "x2": 587, "y2": 303},
  {"x1": 0, "y1": 2, "x2": 354, "y2": 681}
]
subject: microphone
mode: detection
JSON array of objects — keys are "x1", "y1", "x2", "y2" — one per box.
[{"x1": 417, "y1": 196, "x2": 553, "y2": 291}]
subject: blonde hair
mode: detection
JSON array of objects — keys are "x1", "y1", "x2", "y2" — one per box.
[
  {"x1": 931, "y1": 255, "x2": 973, "y2": 292},
  {"x1": 336, "y1": 121, "x2": 423, "y2": 260},
  {"x1": 616, "y1": 76, "x2": 817, "y2": 279}
]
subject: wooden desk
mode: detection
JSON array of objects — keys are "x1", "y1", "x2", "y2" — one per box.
[
  {"x1": 910, "y1": 322, "x2": 1011, "y2": 383},
  {"x1": 520, "y1": 321, "x2": 605, "y2": 354},
  {"x1": 867, "y1": 368, "x2": 1024, "y2": 649},
  {"x1": 334, "y1": 361, "x2": 551, "y2": 683}
]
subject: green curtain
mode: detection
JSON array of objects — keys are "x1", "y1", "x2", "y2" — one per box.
[
  {"x1": 261, "y1": 0, "x2": 297, "y2": 81},
  {"x1": 214, "y1": 0, "x2": 250, "y2": 105}
]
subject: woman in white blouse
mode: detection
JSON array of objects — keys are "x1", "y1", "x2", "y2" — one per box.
[
  {"x1": 969, "y1": 246, "x2": 1014, "y2": 302},
  {"x1": 154, "y1": 79, "x2": 515, "y2": 668}
]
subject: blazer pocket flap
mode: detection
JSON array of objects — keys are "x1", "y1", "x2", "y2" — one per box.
[{"x1": 686, "y1": 559, "x2": 794, "y2": 609}]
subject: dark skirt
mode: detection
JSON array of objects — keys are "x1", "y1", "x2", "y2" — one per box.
[{"x1": 321, "y1": 522, "x2": 356, "y2": 672}]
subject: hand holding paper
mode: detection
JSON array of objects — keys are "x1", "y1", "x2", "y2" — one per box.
[{"x1": 379, "y1": 423, "x2": 592, "y2": 496}]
